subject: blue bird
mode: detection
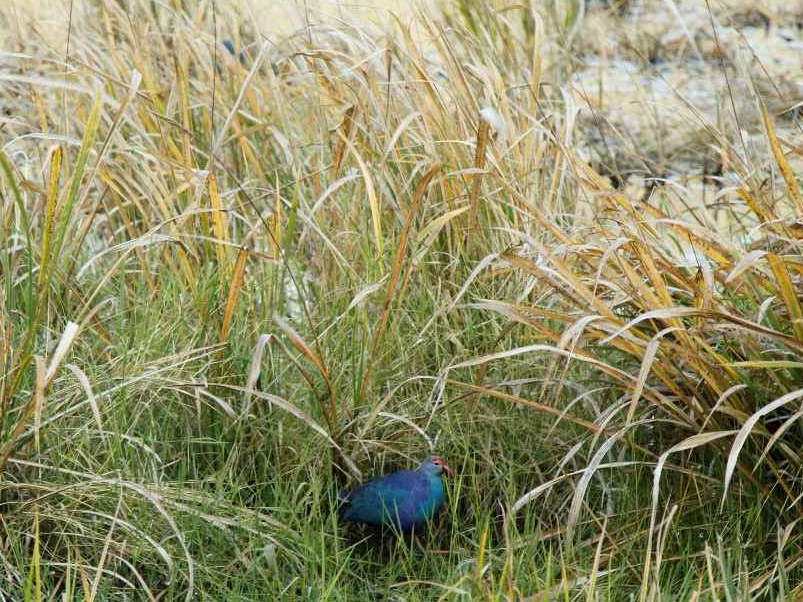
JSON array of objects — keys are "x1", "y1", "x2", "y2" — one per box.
[{"x1": 339, "y1": 457, "x2": 454, "y2": 532}]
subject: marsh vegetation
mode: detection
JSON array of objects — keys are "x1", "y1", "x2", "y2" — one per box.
[{"x1": 1, "y1": 0, "x2": 803, "y2": 599}]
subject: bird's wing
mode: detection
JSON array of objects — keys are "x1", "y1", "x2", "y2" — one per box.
[{"x1": 341, "y1": 470, "x2": 423, "y2": 525}]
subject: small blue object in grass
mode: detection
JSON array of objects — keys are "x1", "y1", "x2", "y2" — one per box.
[
  {"x1": 222, "y1": 40, "x2": 247, "y2": 65},
  {"x1": 222, "y1": 40, "x2": 236, "y2": 55},
  {"x1": 339, "y1": 457, "x2": 454, "y2": 533}
]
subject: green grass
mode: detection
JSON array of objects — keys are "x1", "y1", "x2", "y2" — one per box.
[{"x1": 1, "y1": 0, "x2": 802, "y2": 599}]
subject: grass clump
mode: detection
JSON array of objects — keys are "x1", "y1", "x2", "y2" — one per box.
[{"x1": 1, "y1": 0, "x2": 802, "y2": 599}]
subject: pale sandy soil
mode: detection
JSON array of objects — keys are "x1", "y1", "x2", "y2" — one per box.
[{"x1": 566, "y1": 1, "x2": 803, "y2": 178}]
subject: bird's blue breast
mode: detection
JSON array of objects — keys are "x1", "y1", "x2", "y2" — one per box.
[{"x1": 413, "y1": 476, "x2": 444, "y2": 523}]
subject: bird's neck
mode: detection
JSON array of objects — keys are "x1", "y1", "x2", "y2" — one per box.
[{"x1": 420, "y1": 470, "x2": 444, "y2": 492}]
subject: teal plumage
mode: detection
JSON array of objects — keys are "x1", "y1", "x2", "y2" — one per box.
[{"x1": 339, "y1": 457, "x2": 453, "y2": 532}]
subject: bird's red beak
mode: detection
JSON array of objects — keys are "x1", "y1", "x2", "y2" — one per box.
[{"x1": 441, "y1": 462, "x2": 455, "y2": 477}]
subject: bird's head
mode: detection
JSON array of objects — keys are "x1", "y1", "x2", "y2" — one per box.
[{"x1": 421, "y1": 456, "x2": 454, "y2": 477}]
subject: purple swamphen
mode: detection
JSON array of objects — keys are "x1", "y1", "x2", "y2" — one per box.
[{"x1": 339, "y1": 457, "x2": 454, "y2": 532}]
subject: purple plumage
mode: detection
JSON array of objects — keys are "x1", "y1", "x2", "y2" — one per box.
[{"x1": 339, "y1": 457, "x2": 454, "y2": 532}]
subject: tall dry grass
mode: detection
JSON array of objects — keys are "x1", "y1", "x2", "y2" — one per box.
[{"x1": 1, "y1": 0, "x2": 802, "y2": 598}]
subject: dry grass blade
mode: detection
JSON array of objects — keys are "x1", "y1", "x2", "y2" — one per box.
[
  {"x1": 702, "y1": 384, "x2": 748, "y2": 430},
  {"x1": 63, "y1": 71, "x2": 141, "y2": 263},
  {"x1": 1, "y1": 321, "x2": 79, "y2": 472},
  {"x1": 450, "y1": 343, "x2": 634, "y2": 387},
  {"x1": 243, "y1": 334, "x2": 272, "y2": 415},
  {"x1": 272, "y1": 313, "x2": 329, "y2": 383},
  {"x1": 503, "y1": 250, "x2": 621, "y2": 324},
  {"x1": 219, "y1": 245, "x2": 248, "y2": 343},
  {"x1": 416, "y1": 252, "x2": 498, "y2": 342},
  {"x1": 661, "y1": 0, "x2": 703, "y2": 60},
  {"x1": 447, "y1": 379, "x2": 602, "y2": 434},
  {"x1": 66, "y1": 364, "x2": 101, "y2": 433},
  {"x1": 510, "y1": 461, "x2": 641, "y2": 516},
  {"x1": 89, "y1": 493, "x2": 123, "y2": 602},
  {"x1": 721, "y1": 388, "x2": 803, "y2": 511},
  {"x1": 357, "y1": 375, "x2": 431, "y2": 441},
  {"x1": 26, "y1": 505, "x2": 41, "y2": 600},
  {"x1": 727, "y1": 360, "x2": 803, "y2": 369},
  {"x1": 566, "y1": 422, "x2": 650, "y2": 544},
  {"x1": 0, "y1": 356, "x2": 45, "y2": 474},
  {"x1": 360, "y1": 163, "x2": 440, "y2": 401},
  {"x1": 469, "y1": 115, "x2": 490, "y2": 225},
  {"x1": 652, "y1": 504, "x2": 679, "y2": 597},
  {"x1": 766, "y1": 253, "x2": 803, "y2": 341},
  {"x1": 208, "y1": 173, "x2": 231, "y2": 280},
  {"x1": 760, "y1": 100, "x2": 803, "y2": 218},
  {"x1": 339, "y1": 130, "x2": 383, "y2": 256},
  {"x1": 381, "y1": 111, "x2": 422, "y2": 160},
  {"x1": 586, "y1": 514, "x2": 608, "y2": 600},
  {"x1": 272, "y1": 170, "x2": 282, "y2": 257},
  {"x1": 54, "y1": 89, "x2": 102, "y2": 256},
  {"x1": 726, "y1": 250, "x2": 767, "y2": 283},
  {"x1": 32, "y1": 355, "x2": 46, "y2": 460},
  {"x1": 529, "y1": 9, "x2": 544, "y2": 100},
  {"x1": 76, "y1": 233, "x2": 181, "y2": 280},
  {"x1": 218, "y1": 385, "x2": 360, "y2": 480},
  {"x1": 333, "y1": 105, "x2": 357, "y2": 176},
  {"x1": 76, "y1": 235, "x2": 187, "y2": 323},
  {"x1": 757, "y1": 407, "x2": 803, "y2": 468},
  {"x1": 38, "y1": 145, "x2": 62, "y2": 295},
  {"x1": 45, "y1": 321, "x2": 79, "y2": 384},
  {"x1": 627, "y1": 328, "x2": 682, "y2": 425},
  {"x1": 414, "y1": 206, "x2": 468, "y2": 260},
  {"x1": 737, "y1": 187, "x2": 776, "y2": 225},
  {"x1": 641, "y1": 430, "x2": 738, "y2": 602},
  {"x1": 599, "y1": 307, "x2": 803, "y2": 352},
  {"x1": 209, "y1": 41, "x2": 268, "y2": 159}
]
